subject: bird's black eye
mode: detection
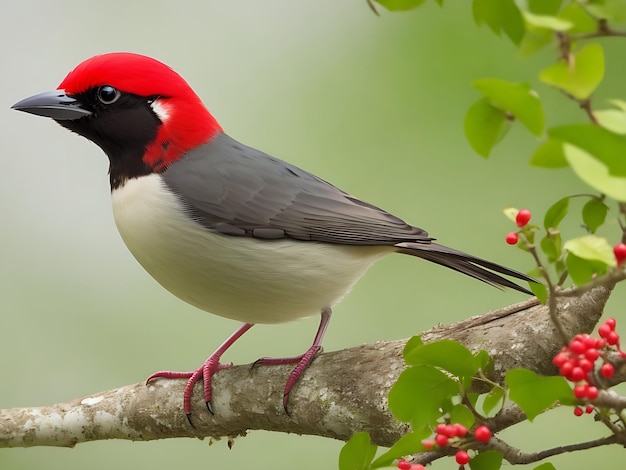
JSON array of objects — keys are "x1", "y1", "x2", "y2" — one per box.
[{"x1": 96, "y1": 85, "x2": 121, "y2": 105}]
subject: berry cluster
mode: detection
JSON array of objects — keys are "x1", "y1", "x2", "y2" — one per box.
[
  {"x1": 397, "y1": 424, "x2": 492, "y2": 468},
  {"x1": 573, "y1": 405, "x2": 595, "y2": 417},
  {"x1": 552, "y1": 318, "x2": 622, "y2": 416},
  {"x1": 505, "y1": 209, "x2": 532, "y2": 245},
  {"x1": 432, "y1": 422, "x2": 468, "y2": 447}
]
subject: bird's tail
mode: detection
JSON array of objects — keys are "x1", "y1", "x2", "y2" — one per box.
[{"x1": 395, "y1": 242, "x2": 536, "y2": 295}]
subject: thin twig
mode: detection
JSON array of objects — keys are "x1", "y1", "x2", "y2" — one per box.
[{"x1": 486, "y1": 434, "x2": 620, "y2": 464}]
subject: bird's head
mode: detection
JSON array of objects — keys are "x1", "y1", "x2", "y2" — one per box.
[{"x1": 12, "y1": 52, "x2": 223, "y2": 186}]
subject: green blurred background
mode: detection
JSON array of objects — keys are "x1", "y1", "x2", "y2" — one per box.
[{"x1": 1, "y1": 1, "x2": 624, "y2": 468}]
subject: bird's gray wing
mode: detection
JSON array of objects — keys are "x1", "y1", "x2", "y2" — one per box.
[
  {"x1": 161, "y1": 133, "x2": 430, "y2": 245},
  {"x1": 162, "y1": 133, "x2": 536, "y2": 294}
]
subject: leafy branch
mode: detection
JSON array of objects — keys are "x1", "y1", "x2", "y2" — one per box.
[{"x1": 342, "y1": 0, "x2": 626, "y2": 468}]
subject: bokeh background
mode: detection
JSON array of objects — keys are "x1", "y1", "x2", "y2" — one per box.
[{"x1": 1, "y1": 1, "x2": 625, "y2": 469}]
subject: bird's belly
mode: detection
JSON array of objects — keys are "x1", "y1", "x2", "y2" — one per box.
[{"x1": 111, "y1": 174, "x2": 388, "y2": 323}]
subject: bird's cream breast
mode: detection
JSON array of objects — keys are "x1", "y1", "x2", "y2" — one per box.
[{"x1": 111, "y1": 174, "x2": 388, "y2": 323}]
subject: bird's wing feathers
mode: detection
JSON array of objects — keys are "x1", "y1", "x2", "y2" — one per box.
[
  {"x1": 161, "y1": 133, "x2": 430, "y2": 245},
  {"x1": 161, "y1": 133, "x2": 534, "y2": 293}
]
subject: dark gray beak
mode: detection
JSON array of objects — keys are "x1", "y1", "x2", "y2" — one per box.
[{"x1": 11, "y1": 90, "x2": 92, "y2": 121}]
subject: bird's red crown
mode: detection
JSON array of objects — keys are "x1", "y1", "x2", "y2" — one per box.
[{"x1": 59, "y1": 52, "x2": 223, "y2": 169}]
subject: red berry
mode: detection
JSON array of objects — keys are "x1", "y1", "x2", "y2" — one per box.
[
  {"x1": 553, "y1": 352, "x2": 569, "y2": 367},
  {"x1": 474, "y1": 425, "x2": 492, "y2": 443},
  {"x1": 584, "y1": 348, "x2": 600, "y2": 361},
  {"x1": 581, "y1": 334, "x2": 596, "y2": 346},
  {"x1": 410, "y1": 465, "x2": 426, "y2": 470},
  {"x1": 574, "y1": 406, "x2": 584, "y2": 416},
  {"x1": 435, "y1": 433, "x2": 448, "y2": 447},
  {"x1": 516, "y1": 209, "x2": 532, "y2": 227},
  {"x1": 560, "y1": 361, "x2": 574, "y2": 377},
  {"x1": 453, "y1": 423, "x2": 468, "y2": 437},
  {"x1": 586, "y1": 405, "x2": 594, "y2": 414},
  {"x1": 505, "y1": 232, "x2": 519, "y2": 245},
  {"x1": 443, "y1": 424, "x2": 458, "y2": 438},
  {"x1": 605, "y1": 318, "x2": 617, "y2": 329},
  {"x1": 606, "y1": 331, "x2": 620, "y2": 346},
  {"x1": 435, "y1": 423, "x2": 447, "y2": 435},
  {"x1": 573, "y1": 385, "x2": 587, "y2": 399},
  {"x1": 614, "y1": 243, "x2": 626, "y2": 266},
  {"x1": 421, "y1": 439, "x2": 434, "y2": 450},
  {"x1": 455, "y1": 450, "x2": 471, "y2": 465},
  {"x1": 599, "y1": 324, "x2": 612, "y2": 339},
  {"x1": 586, "y1": 386, "x2": 599, "y2": 400},
  {"x1": 601, "y1": 363, "x2": 615, "y2": 379},
  {"x1": 569, "y1": 366, "x2": 586, "y2": 382},
  {"x1": 569, "y1": 340, "x2": 586, "y2": 354},
  {"x1": 398, "y1": 460, "x2": 411, "y2": 470},
  {"x1": 578, "y1": 358, "x2": 594, "y2": 372}
]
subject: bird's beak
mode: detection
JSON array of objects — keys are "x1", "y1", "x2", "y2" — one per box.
[{"x1": 11, "y1": 90, "x2": 92, "y2": 121}]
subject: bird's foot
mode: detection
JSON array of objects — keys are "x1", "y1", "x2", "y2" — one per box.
[
  {"x1": 146, "y1": 323, "x2": 255, "y2": 424},
  {"x1": 146, "y1": 356, "x2": 233, "y2": 422},
  {"x1": 255, "y1": 344, "x2": 322, "y2": 414}
]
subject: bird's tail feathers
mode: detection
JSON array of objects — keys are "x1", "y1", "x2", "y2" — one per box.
[{"x1": 395, "y1": 242, "x2": 535, "y2": 295}]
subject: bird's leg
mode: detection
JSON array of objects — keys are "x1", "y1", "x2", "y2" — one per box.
[
  {"x1": 146, "y1": 322, "x2": 255, "y2": 421},
  {"x1": 255, "y1": 308, "x2": 332, "y2": 413}
]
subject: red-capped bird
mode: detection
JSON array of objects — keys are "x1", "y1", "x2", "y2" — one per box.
[{"x1": 12, "y1": 53, "x2": 534, "y2": 420}]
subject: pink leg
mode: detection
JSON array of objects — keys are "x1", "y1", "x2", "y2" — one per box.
[
  {"x1": 146, "y1": 322, "x2": 255, "y2": 422},
  {"x1": 256, "y1": 308, "x2": 332, "y2": 413}
]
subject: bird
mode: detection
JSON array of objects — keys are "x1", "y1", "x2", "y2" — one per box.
[{"x1": 12, "y1": 52, "x2": 535, "y2": 420}]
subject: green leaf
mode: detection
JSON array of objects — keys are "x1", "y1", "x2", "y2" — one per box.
[
  {"x1": 339, "y1": 432, "x2": 377, "y2": 470},
  {"x1": 374, "y1": 0, "x2": 427, "y2": 11},
  {"x1": 503, "y1": 207, "x2": 519, "y2": 223},
  {"x1": 472, "y1": 0, "x2": 525, "y2": 44},
  {"x1": 566, "y1": 252, "x2": 602, "y2": 285},
  {"x1": 482, "y1": 387, "x2": 505, "y2": 415},
  {"x1": 404, "y1": 335, "x2": 424, "y2": 353},
  {"x1": 539, "y1": 43, "x2": 605, "y2": 100},
  {"x1": 467, "y1": 392, "x2": 479, "y2": 408},
  {"x1": 517, "y1": 28, "x2": 554, "y2": 57},
  {"x1": 533, "y1": 462, "x2": 557, "y2": 470},
  {"x1": 389, "y1": 366, "x2": 458, "y2": 429},
  {"x1": 564, "y1": 144, "x2": 626, "y2": 201},
  {"x1": 473, "y1": 79, "x2": 544, "y2": 136},
  {"x1": 530, "y1": 281, "x2": 548, "y2": 303},
  {"x1": 465, "y1": 98, "x2": 509, "y2": 157},
  {"x1": 404, "y1": 339, "x2": 481, "y2": 379},
  {"x1": 610, "y1": 99, "x2": 626, "y2": 111},
  {"x1": 469, "y1": 450, "x2": 503, "y2": 470},
  {"x1": 582, "y1": 198, "x2": 609, "y2": 233},
  {"x1": 449, "y1": 404, "x2": 476, "y2": 428},
  {"x1": 528, "y1": 0, "x2": 562, "y2": 15},
  {"x1": 595, "y1": 109, "x2": 626, "y2": 135},
  {"x1": 505, "y1": 369, "x2": 573, "y2": 421},
  {"x1": 549, "y1": 124, "x2": 626, "y2": 176},
  {"x1": 585, "y1": 0, "x2": 626, "y2": 22},
  {"x1": 540, "y1": 230, "x2": 562, "y2": 262},
  {"x1": 474, "y1": 349, "x2": 491, "y2": 371},
  {"x1": 371, "y1": 429, "x2": 431, "y2": 468},
  {"x1": 530, "y1": 138, "x2": 568, "y2": 168},
  {"x1": 564, "y1": 234, "x2": 616, "y2": 266},
  {"x1": 559, "y1": 3, "x2": 597, "y2": 33},
  {"x1": 521, "y1": 10, "x2": 572, "y2": 31},
  {"x1": 543, "y1": 197, "x2": 569, "y2": 230}
]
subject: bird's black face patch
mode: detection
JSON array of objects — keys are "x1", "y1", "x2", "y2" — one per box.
[{"x1": 57, "y1": 88, "x2": 162, "y2": 190}]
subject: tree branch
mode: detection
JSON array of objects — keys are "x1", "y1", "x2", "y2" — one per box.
[{"x1": 0, "y1": 284, "x2": 614, "y2": 449}]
